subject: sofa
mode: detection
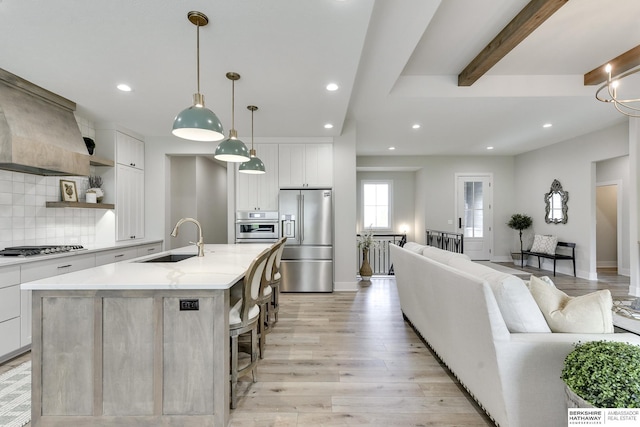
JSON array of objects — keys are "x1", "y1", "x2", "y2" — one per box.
[{"x1": 391, "y1": 242, "x2": 640, "y2": 427}]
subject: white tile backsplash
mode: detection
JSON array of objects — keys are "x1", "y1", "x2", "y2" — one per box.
[{"x1": 0, "y1": 115, "x2": 101, "y2": 250}]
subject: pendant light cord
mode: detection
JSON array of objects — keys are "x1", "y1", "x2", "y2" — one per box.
[
  {"x1": 196, "y1": 21, "x2": 201, "y2": 94},
  {"x1": 250, "y1": 107, "x2": 254, "y2": 150},
  {"x1": 231, "y1": 79, "x2": 235, "y2": 130}
]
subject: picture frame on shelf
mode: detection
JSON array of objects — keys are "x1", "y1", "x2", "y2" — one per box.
[{"x1": 60, "y1": 179, "x2": 78, "y2": 202}]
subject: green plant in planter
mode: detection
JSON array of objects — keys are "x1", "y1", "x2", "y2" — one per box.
[
  {"x1": 562, "y1": 340, "x2": 640, "y2": 408},
  {"x1": 507, "y1": 213, "x2": 533, "y2": 256}
]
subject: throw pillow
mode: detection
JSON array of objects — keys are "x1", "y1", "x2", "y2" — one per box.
[
  {"x1": 530, "y1": 234, "x2": 558, "y2": 255},
  {"x1": 528, "y1": 275, "x2": 613, "y2": 333},
  {"x1": 449, "y1": 258, "x2": 551, "y2": 333}
]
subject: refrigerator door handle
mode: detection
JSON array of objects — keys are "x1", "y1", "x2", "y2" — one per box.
[{"x1": 300, "y1": 194, "x2": 304, "y2": 243}]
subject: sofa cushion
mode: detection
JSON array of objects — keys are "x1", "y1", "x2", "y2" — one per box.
[
  {"x1": 421, "y1": 246, "x2": 471, "y2": 265},
  {"x1": 403, "y1": 242, "x2": 426, "y2": 254},
  {"x1": 530, "y1": 234, "x2": 558, "y2": 255},
  {"x1": 449, "y1": 258, "x2": 551, "y2": 333},
  {"x1": 528, "y1": 275, "x2": 613, "y2": 333}
]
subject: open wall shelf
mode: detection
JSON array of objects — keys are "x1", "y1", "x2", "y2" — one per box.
[{"x1": 46, "y1": 202, "x2": 115, "y2": 209}]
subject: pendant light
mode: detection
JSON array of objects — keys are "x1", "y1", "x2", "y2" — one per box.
[
  {"x1": 214, "y1": 72, "x2": 250, "y2": 162},
  {"x1": 239, "y1": 105, "x2": 266, "y2": 174},
  {"x1": 172, "y1": 11, "x2": 225, "y2": 142}
]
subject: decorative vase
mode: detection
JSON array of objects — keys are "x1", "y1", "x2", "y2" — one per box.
[
  {"x1": 88, "y1": 187, "x2": 104, "y2": 203},
  {"x1": 359, "y1": 248, "x2": 373, "y2": 282},
  {"x1": 564, "y1": 384, "x2": 594, "y2": 408}
]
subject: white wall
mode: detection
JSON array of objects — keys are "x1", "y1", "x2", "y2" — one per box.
[
  {"x1": 514, "y1": 122, "x2": 629, "y2": 279},
  {"x1": 356, "y1": 155, "x2": 516, "y2": 260},
  {"x1": 596, "y1": 155, "x2": 629, "y2": 273},
  {"x1": 167, "y1": 156, "x2": 227, "y2": 248},
  {"x1": 333, "y1": 120, "x2": 358, "y2": 291},
  {"x1": 596, "y1": 185, "x2": 618, "y2": 268},
  {"x1": 196, "y1": 157, "x2": 228, "y2": 244},
  {"x1": 169, "y1": 157, "x2": 197, "y2": 249},
  {"x1": 145, "y1": 136, "x2": 222, "y2": 245},
  {"x1": 356, "y1": 171, "x2": 416, "y2": 241}
]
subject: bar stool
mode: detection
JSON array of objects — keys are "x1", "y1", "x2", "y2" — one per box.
[
  {"x1": 268, "y1": 237, "x2": 286, "y2": 324},
  {"x1": 256, "y1": 241, "x2": 277, "y2": 359},
  {"x1": 229, "y1": 247, "x2": 270, "y2": 409}
]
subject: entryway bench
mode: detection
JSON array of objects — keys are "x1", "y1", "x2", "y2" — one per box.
[{"x1": 521, "y1": 241, "x2": 576, "y2": 276}]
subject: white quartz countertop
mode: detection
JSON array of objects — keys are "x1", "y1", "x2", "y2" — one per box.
[
  {"x1": 21, "y1": 243, "x2": 271, "y2": 290},
  {"x1": 0, "y1": 239, "x2": 164, "y2": 267}
]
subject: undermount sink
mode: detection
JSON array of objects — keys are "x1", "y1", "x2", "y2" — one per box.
[{"x1": 141, "y1": 254, "x2": 197, "y2": 263}]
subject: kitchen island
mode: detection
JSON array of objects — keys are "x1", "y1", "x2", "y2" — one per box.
[{"x1": 21, "y1": 243, "x2": 270, "y2": 427}]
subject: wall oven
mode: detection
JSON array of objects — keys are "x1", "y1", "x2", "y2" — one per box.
[{"x1": 235, "y1": 211, "x2": 279, "y2": 243}]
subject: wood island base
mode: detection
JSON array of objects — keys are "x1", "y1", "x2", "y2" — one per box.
[{"x1": 30, "y1": 288, "x2": 231, "y2": 427}]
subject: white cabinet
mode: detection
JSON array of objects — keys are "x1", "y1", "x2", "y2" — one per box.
[
  {"x1": 96, "y1": 126, "x2": 145, "y2": 241},
  {"x1": 236, "y1": 144, "x2": 279, "y2": 211},
  {"x1": 279, "y1": 143, "x2": 332, "y2": 188},
  {"x1": 0, "y1": 241, "x2": 164, "y2": 363},
  {"x1": 95, "y1": 246, "x2": 139, "y2": 266},
  {"x1": 116, "y1": 131, "x2": 144, "y2": 169},
  {"x1": 116, "y1": 164, "x2": 145, "y2": 240},
  {"x1": 136, "y1": 242, "x2": 163, "y2": 258},
  {"x1": 0, "y1": 266, "x2": 21, "y2": 361}
]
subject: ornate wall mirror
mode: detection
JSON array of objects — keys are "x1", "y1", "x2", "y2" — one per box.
[{"x1": 544, "y1": 179, "x2": 568, "y2": 224}]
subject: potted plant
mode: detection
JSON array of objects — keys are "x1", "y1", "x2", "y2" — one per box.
[
  {"x1": 88, "y1": 175, "x2": 104, "y2": 203},
  {"x1": 357, "y1": 227, "x2": 378, "y2": 282},
  {"x1": 507, "y1": 213, "x2": 532, "y2": 266},
  {"x1": 562, "y1": 340, "x2": 640, "y2": 408}
]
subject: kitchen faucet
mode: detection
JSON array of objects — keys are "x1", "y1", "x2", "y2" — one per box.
[{"x1": 170, "y1": 217, "x2": 205, "y2": 257}]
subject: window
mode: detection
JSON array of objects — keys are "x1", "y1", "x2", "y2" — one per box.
[{"x1": 362, "y1": 181, "x2": 391, "y2": 230}]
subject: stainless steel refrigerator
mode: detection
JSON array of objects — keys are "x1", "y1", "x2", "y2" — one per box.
[{"x1": 279, "y1": 189, "x2": 333, "y2": 292}]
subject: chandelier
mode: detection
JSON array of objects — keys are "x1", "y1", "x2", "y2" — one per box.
[{"x1": 595, "y1": 64, "x2": 640, "y2": 118}]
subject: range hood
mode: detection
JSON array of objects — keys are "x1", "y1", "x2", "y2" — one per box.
[{"x1": 0, "y1": 68, "x2": 90, "y2": 176}]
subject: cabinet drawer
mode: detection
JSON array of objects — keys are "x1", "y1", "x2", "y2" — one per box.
[
  {"x1": 0, "y1": 285, "x2": 20, "y2": 322},
  {"x1": 0, "y1": 265, "x2": 20, "y2": 289},
  {"x1": 0, "y1": 317, "x2": 21, "y2": 358},
  {"x1": 21, "y1": 253, "x2": 96, "y2": 283},
  {"x1": 136, "y1": 243, "x2": 162, "y2": 258},
  {"x1": 95, "y1": 247, "x2": 139, "y2": 266}
]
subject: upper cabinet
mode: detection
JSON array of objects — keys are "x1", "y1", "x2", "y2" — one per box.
[
  {"x1": 95, "y1": 126, "x2": 146, "y2": 241},
  {"x1": 116, "y1": 131, "x2": 144, "y2": 170},
  {"x1": 236, "y1": 144, "x2": 279, "y2": 211},
  {"x1": 279, "y1": 144, "x2": 333, "y2": 188}
]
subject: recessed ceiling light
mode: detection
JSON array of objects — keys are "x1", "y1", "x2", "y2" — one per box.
[
  {"x1": 388, "y1": 146, "x2": 396, "y2": 150},
  {"x1": 117, "y1": 83, "x2": 132, "y2": 92},
  {"x1": 326, "y1": 83, "x2": 339, "y2": 91},
  {"x1": 412, "y1": 124, "x2": 420, "y2": 129},
  {"x1": 324, "y1": 123, "x2": 334, "y2": 129},
  {"x1": 486, "y1": 146, "x2": 494, "y2": 150},
  {"x1": 543, "y1": 123, "x2": 552, "y2": 128}
]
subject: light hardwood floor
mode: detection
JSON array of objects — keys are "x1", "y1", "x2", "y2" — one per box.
[{"x1": 1, "y1": 264, "x2": 633, "y2": 427}]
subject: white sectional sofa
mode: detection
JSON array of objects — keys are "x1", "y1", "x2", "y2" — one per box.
[{"x1": 391, "y1": 243, "x2": 640, "y2": 427}]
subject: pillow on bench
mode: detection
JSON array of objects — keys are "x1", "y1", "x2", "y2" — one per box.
[
  {"x1": 529, "y1": 275, "x2": 613, "y2": 333},
  {"x1": 529, "y1": 234, "x2": 558, "y2": 255},
  {"x1": 449, "y1": 258, "x2": 551, "y2": 333}
]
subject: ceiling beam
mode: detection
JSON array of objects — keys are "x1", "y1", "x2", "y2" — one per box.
[
  {"x1": 458, "y1": 0, "x2": 568, "y2": 87},
  {"x1": 584, "y1": 44, "x2": 640, "y2": 86}
]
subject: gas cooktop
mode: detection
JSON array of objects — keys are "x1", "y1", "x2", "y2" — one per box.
[{"x1": 0, "y1": 245, "x2": 85, "y2": 257}]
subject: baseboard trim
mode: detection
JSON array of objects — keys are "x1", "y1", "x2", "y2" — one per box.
[{"x1": 333, "y1": 281, "x2": 358, "y2": 292}]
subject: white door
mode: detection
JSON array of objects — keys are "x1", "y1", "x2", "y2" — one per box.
[{"x1": 456, "y1": 174, "x2": 492, "y2": 260}]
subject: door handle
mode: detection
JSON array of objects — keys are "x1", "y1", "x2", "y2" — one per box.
[
  {"x1": 300, "y1": 194, "x2": 304, "y2": 243},
  {"x1": 458, "y1": 218, "x2": 462, "y2": 229}
]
